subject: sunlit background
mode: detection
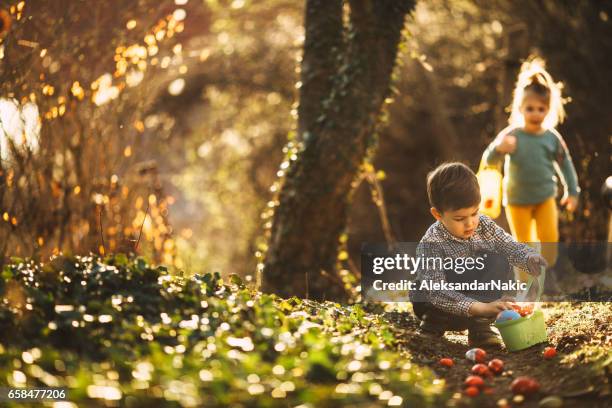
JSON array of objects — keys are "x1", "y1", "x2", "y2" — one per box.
[{"x1": 1, "y1": 0, "x2": 610, "y2": 281}]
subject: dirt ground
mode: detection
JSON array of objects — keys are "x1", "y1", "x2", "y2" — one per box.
[{"x1": 384, "y1": 302, "x2": 611, "y2": 407}]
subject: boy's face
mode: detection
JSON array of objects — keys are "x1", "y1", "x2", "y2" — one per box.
[{"x1": 431, "y1": 205, "x2": 480, "y2": 239}]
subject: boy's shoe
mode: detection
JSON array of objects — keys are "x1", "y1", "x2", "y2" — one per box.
[
  {"x1": 418, "y1": 320, "x2": 445, "y2": 338},
  {"x1": 468, "y1": 325, "x2": 502, "y2": 349}
]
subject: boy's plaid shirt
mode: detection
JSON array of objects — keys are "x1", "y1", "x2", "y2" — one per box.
[{"x1": 412, "y1": 214, "x2": 536, "y2": 316}]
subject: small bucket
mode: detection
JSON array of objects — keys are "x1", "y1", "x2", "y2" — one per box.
[
  {"x1": 494, "y1": 309, "x2": 547, "y2": 351},
  {"x1": 494, "y1": 267, "x2": 547, "y2": 351}
]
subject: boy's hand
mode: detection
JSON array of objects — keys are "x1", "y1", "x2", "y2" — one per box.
[
  {"x1": 560, "y1": 195, "x2": 578, "y2": 212},
  {"x1": 527, "y1": 254, "x2": 547, "y2": 276},
  {"x1": 469, "y1": 300, "x2": 515, "y2": 317},
  {"x1": 495, "y1": 134, "x2": 517, "y2": 154}
]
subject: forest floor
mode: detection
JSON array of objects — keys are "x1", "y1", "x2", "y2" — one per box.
[
  {"x1": 383, "y1": 301, "x2": 611, "y2": 407},
  {"x1": 1, "y1": 255, "x2": 609, "y2": 407}
]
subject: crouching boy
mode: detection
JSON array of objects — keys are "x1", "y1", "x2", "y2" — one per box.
[{"x1": 410, "y1": 162, "x2": 547, "y2": 348}]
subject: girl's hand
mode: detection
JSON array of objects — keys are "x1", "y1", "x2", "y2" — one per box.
[
  {"x1": 560, "y1": 195, "x2": 578, "y2": 212},
  {"x1": 495, "y1": 134, "x2": 517, "y2": 154}
]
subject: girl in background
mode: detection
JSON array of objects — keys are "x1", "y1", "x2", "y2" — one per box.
[{"x1": 483, "y1": 57, "x2": 580, "y2": 284}]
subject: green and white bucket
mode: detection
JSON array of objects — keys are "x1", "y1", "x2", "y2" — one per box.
[{"x1": 494, "y1": 268, "x2": 548, "y2": 352}]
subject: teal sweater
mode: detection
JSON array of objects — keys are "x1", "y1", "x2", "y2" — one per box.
[{"x1": 483, "y1": 128, "x2": 580, "y2": 206}]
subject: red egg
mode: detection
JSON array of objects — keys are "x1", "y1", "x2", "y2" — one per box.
[
  {"x1": 465, "y1": 375, "x2": 485, "y2": 388},
  {"x1": 471, "y1": 363, "x2": 492, "y2": 377},
  {"x1": 465, "y1": 348, "x2": 487, "y2": 363},
  {"x1": 543, "y1": 347, "x2": 557, "y2": 359},
  {"x1": 464, "y1": 386, "x2": 480, "y2": 397},
  {"x1": 439, "y1": 358, "x2": 454, "y2": 367},
  {"x1": 512, "y1": 303, "x2": 534, "y2": 317},
  {"x1": 511, "y1": 376, "x2": 540, "y2": 395},
  {"x1": 488, "y1": 359, "x2": 504, "y2": 375},
  {"x1": 511, "y1": 303, "x2": 534, "y2": 317}
]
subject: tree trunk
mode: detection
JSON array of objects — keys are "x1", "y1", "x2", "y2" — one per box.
[{"x1": 263, "y1": 0, "x2": 415, "y2": 301}]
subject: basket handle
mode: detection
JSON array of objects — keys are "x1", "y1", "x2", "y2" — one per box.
[
  {"x1": 478, "y1": 154, "x2": 496, "y2": 173},
  {"x1": 518, "y1": 266, "x2": 546, "y2": 302}
]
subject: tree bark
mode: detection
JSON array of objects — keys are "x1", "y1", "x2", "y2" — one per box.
[{"x1": 263, "y1": 0, "x2": 415, "y2": 301}]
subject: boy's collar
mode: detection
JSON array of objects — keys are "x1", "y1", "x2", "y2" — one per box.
[{"x1": 435, "y1": 220, "x2": 472, "y2": 242}]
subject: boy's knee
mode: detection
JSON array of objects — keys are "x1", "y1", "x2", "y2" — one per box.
[
  {"x1": 419, "y1": 307, "x2": 472, "y2": 331},
  {"x1": 468, "y1": 316, "x2": 495, "y2": 328}
]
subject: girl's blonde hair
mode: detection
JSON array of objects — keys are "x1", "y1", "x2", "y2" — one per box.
[{"x1": 508, "y1": 56, "x2": 566, "y2": 129}]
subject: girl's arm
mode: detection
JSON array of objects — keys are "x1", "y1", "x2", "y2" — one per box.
[
  {"x1": 550, "y1": 129, "x2": 580, "y2": 199},
  {"x1": 482, "y1": 125, "x2": 516, "y2": 167}
]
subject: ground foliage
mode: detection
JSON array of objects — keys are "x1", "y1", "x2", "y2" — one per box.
[{"x1": 0, "y1": 254, "x2": 446, "y2": 407}]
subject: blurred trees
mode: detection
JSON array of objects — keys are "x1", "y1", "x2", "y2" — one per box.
[
  {"x1": 0, "y1": 0, "x2": 609, "y2": 292},
  {"x1": 0, "y1": 0, "x2": 187, "y2": 265},
  {"x1": 262, "y1": 0, "x2": 415, "y2": 301},
  {"x1": 0, "y1": 0, "x2": 303, "y2": 275},
  {"x1": 148, "y1": 0, "x2": 302, "y2": 275}
]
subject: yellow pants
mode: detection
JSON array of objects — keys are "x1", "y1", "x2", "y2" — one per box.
[{"x1": 505, "y1": 196, "x2": 558, "y2": 281}]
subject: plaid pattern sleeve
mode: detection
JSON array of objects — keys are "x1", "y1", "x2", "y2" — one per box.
[
  {"x1": 478, "y1": 215, "x2": 536, "y2": 272},
  {"x1": 416, "y1": 241, "x2": 476, "y2": 317}
]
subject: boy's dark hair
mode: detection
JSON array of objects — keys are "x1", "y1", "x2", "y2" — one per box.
[{"x1": 427, "y1": 162, "x2": 481, "y2": 212}]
